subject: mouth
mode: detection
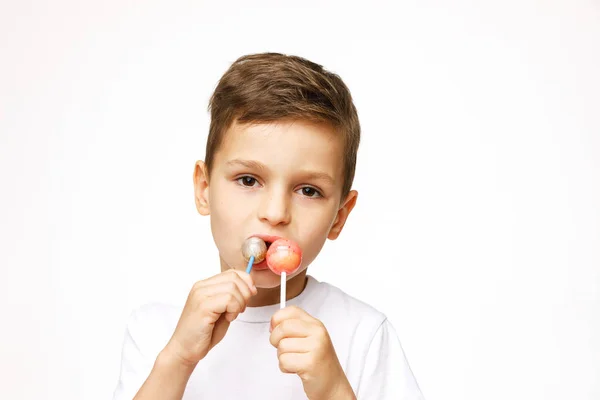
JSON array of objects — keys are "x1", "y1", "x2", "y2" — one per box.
[
  {"x1": 251, "y1": 258, "x2": 269, "y2": 270},
  {"x1": 248, "y1": 234, "x2": 282, "y2": 250},
  {"x1": 245, "y1": 234, "x2": 283, "y2": 269}
]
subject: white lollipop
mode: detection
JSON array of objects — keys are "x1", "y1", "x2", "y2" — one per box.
[{"x1": 242, "y1": 237, "x2": 267, "y2": 273}]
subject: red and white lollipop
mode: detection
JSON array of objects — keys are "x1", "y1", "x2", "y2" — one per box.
[{"x1": 266, "y1": 238, "x2": 302, "y2": 308}]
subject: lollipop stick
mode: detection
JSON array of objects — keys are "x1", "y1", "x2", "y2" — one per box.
[
  {"x1": 280, "y1": 271, "x2": 286, "y2": 309},
  {"x1": 245, "y1": 256, "x2": 254, "y2": 274}
]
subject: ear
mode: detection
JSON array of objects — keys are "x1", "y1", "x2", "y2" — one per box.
[
  {"x1": 327, "y1": 190, "x2": 358, "y2": 240},
  {"x1": 193, "y1": 160, "x2": 210, "y2": 216}
]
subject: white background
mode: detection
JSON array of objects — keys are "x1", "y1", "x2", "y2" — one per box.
[{"x1": 1, "y1": 1, "x2": 599, "y2": 399}]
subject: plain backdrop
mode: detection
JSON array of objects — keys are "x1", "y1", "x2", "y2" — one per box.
[{"x1": 1, "y1": 1, "x2": 599, "y2": 399}]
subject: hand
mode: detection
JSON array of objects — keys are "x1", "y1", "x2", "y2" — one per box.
[
  {"x1": 269, "y1": 306, "x2": 356, "y2": 399},
  {"x1": 163, "y1": 269, "x2": 257, "y2": 367}
]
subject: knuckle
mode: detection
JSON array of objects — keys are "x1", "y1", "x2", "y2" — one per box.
[
  {"x1": 197, "y1": 299, "x2": 211, "y2": 313},
  {"x1": 278, "y1": 338, "x2": 288, "y2": 352},
  {"x1": 279, "y1": 320, "x2": 291, "y2": 332},
  {"x1": 270, "y1": 314, "x2": 281, "y2": 327},
  {"x1": 238, "y1": 281, "x2": 250, "y2": 294},
  {"x1": 278, "y1": 355, "x2": 288, "y2": 373},
  {"x1": 314, "y1": 323, "x2": 327, "y2": 337},
  {"x1": 191, "y1": 280, "x2": 204, "y2": 293},
  {"x1": 287, "y1": 306, "x2": 302, "y2": 317},
  {"x1": 311, "y1": 335, "x2": 323, "y2": 350},
  {"x1": 199, "y1": 315, "x2": 213, "y2": 326},
  {"x1": 227, "y1": 312, "x2": 238, "y2": 322},
  {"x1": 193, "y1": 286, "x2": 205, "y2": 298},
  {"x1": 225, "y1": 293, "x2": 236, "y2": 303}
]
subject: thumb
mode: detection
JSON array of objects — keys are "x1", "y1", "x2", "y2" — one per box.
[{"x1": 210, "y1": 314, "x2": 231, "y2": 351}]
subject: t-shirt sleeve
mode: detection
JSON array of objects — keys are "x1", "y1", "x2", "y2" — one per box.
[
  {"x1": 356, "y1": 319, "x2": 425, "y2": 399},
  {"x1": 112, "y1": 307, "x2": 157, "y2": 400}
]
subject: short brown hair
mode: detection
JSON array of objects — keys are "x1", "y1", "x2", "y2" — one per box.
[{"x1": 205, "y1": 52, "x2": 360, "y2": 198}]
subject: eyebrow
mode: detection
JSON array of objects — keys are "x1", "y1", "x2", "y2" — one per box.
[
  {"x1": 226, "y1": 159, "x2": 268, "y2": 172},
  {"x1": 301, "y1": 171, "x2": 335, "y2": 185},
  {"x1": 226, "y1": 159, "x2": 335, "y2": 185}
]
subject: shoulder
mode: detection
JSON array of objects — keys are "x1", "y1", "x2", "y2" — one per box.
[
  {"x1": 303, "y1": 277, "x2": 387, "y2": 339},
  {"x1": 309, "y1": 276, "x2": 386, "y2": 321},
  {"x1": 113, "y1": 303, "x2": 182, "y2": 399}
]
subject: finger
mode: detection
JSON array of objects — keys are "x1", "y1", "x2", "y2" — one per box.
[
  {"x1": 211, "y1": 275, "x2": 254, "y2": 306},
  {"x1": 209, "y1": 313, "x2": 231, "y2": 351},
  {"x1": 194, "y1": 269, "x2": 257, "y2": 295},
  {"x1": 228, "y1": 270, "x2": 258, "y2": 299},
  {"x1": 278, "y1": 352, "x2": 309, "y2": 374},
  {"x1": 199, "y1": 291, "x2": 245, "y2": 323},
  {"x1": 193, "y1": 271, "x2": 256, "y2": 303},
  {"x1": 196, "y1": 274, "x2": 256, "y2": 321},
  {"x1": 195, "y1": 282, "x2": 246, "y2": 314},
  {"x1": 270, "y1": 306, "x2": 315, "y2": 332},
  {"x1": 219, "y1": 269, "x2": 257, "y2": 296},
  {"x1": 277, "y1": 337, "x2": 310, "y2": 357},
  {"x1": 269, "y1": 319, "x2": 310, "y2": 348},
  {"x1": 229, "y1": 269, "x2": 257, "y2": 295}
]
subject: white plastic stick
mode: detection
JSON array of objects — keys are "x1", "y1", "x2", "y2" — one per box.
[{"x1": 280, "y1": 271, "x2": 286, "y2": 309}]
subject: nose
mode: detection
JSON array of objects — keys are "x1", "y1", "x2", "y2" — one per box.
[{"x1": 257, "y1": 186, "x2": 291, "y2": 226}]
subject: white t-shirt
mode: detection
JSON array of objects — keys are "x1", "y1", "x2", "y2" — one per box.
[{"x1": 113, "y1": 276, "x2": 425, "y2": 399}]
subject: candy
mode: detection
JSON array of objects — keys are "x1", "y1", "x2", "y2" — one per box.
[
  {"x1": 241, "y1": 237, "x2": 267, "y2": 264},
  {"x1": 266, "y1": 238, "x2": 302, "y2": 275}
]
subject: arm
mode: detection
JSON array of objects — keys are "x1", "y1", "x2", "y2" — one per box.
[
  {"x1": 113, "y1": 270, "x2": 257, "y2": 400},
  {"x1": 132, "y1": 346, "x2": 196, "y2": 400}
]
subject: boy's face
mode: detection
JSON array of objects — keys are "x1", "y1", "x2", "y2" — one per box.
[{"x1": 193, "y1": 119, "x2": 357, "y2": 290}]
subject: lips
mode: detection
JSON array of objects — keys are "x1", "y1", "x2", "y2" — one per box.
[
  {"x1": 246, "y1": 234, "x2": 283, "y2": 251},
  {"x1": 244, "y1": 234, "x2": 287, "y2": 270},
  {"x1": 250, "y1": 258, "x2": 269, "y2": 270}
]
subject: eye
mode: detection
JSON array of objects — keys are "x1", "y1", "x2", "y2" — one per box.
[
  {"x1": 297, "y1": 186, "x2": 322, "y2": 198},
  {"x1": 236, "y1": 176, "x2": 259, "y2": 187}
]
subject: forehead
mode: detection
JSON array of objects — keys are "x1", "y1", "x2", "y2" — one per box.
[{"x1": 215, "y1": 119, "x2": 345, "y2": 178}]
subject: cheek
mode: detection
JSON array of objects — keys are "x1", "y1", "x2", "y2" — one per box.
[
  {"x1": 209, "y1": 184, "x2": 247, "y2": 248},
  {"x1": 210, "y1": 182, "x2": 247, "y2": 221},
  {"x1": 296, "y1": 210, "x2": 337, "y2": 265}
]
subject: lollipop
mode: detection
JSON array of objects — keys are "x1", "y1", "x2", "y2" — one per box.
[
  {"x1": 242, "y1": 237, "x2": 267, "y2": 273},
  {"x1": 266, "y1": 238, "x2": 302, "y2": 308}
]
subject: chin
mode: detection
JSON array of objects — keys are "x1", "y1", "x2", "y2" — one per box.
[
  {"x1": 250, "y1": 270, "x2": 283, "y2": 289},
  {"x1": 251, "y1": 266, "x2": 308, "y2": 289}
]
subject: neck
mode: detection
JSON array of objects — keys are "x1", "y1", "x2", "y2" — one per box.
[{"x1": 248, "y1": 269, "x2": 308, "y2": 307}]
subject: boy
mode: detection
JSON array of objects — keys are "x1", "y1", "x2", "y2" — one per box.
[{"x1": 113, "y1": 53, "x2": 424, "y2": 399}]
